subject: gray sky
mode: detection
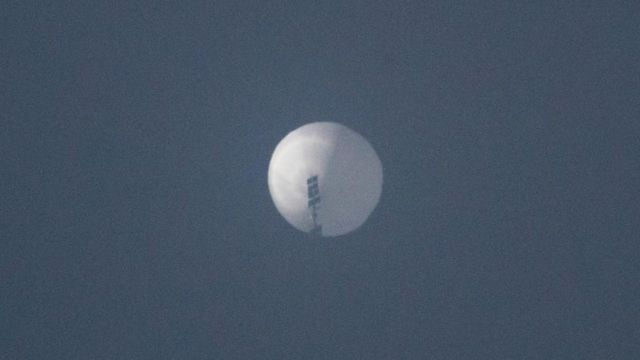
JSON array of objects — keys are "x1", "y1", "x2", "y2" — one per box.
[{"x1": 2, "y1": 1, "x2": 639, "y2": 358}]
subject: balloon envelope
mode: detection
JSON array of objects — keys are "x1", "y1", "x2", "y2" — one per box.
[{"x1": 268, "y1": 122, "x2": 383, "y2": 237}]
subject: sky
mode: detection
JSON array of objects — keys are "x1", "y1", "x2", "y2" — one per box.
[{"x1": 2, "y1": 1, "x2": 639, "y2": 358}]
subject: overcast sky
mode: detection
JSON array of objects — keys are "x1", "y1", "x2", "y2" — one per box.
[{"x1": 2, "y1": 1, "x2": 639, "y2": 358}]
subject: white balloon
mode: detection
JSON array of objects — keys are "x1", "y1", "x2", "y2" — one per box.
[{"x1": 268, "y1": 122, "x2": 383, "y2": 237}]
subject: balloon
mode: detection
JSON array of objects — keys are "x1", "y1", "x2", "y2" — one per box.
[{"x1": 268, "y1": 122, "x2": 383, "y2": 237}]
